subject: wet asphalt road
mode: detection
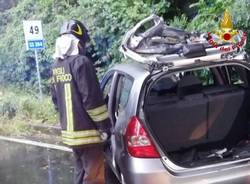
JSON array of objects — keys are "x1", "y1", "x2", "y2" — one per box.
[{"x1": 0, "y1": 140, "x2": 74, "y2": 184}]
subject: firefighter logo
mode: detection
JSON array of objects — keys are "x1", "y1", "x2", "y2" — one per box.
[{"x1": 207, "y1": 9, "x2": 247, "y2": 52}]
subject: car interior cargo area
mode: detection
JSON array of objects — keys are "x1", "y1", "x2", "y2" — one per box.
[{"x1": 144, "y1": 63, "x2": 250, "y2": 167}]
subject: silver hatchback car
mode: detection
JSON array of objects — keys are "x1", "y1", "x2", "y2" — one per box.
[
  {"x1": 101, "y1": 54, "x2": 250, "y2": 184},
  {"x1": 101, "y1": 14, "x2": 250, "y2": 184}
]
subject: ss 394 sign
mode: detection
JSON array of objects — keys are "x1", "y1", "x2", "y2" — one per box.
[{"x1": 23, "y1": 20, "x2": 44, "y2": 50}]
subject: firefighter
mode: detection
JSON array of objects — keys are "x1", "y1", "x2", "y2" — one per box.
[{"x1": 51, "y1": 20, "x2": 111, "y2": 184}]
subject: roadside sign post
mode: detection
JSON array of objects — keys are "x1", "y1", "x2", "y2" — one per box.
[
  {"x1": 34, "y1": 49, "x2": 42, "y2": 99},
  {"x1": 23, "y1": 20, "x2": 44, "y2": 99}
]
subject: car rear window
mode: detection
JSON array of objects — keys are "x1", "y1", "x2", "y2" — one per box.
[{"x1": 149, "y1": 64, "x2": 250, "y2": 98}]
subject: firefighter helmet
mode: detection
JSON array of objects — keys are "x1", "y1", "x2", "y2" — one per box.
[{"x1": 60, "y1": 20, "x2": 90, "y2": 44}]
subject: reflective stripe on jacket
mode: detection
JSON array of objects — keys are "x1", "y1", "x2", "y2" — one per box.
[{"x1": 51, "y1": 55, "x2": 111, "y2": 147}]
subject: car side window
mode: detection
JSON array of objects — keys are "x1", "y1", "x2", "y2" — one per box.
[
  {"x1": 191, "y1": 68, "x2": 215, "y2": 86},
  {"x1": 115, "y1": 75, "x2": 133, "y2": 117},
  {"x1": 102, "y1": 74, "x2": 114, "y2": 104},
  {"x1": 227, "y1": 65, "x2": 249, "y2": 86}
]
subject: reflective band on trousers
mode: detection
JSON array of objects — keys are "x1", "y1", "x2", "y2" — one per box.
[
  {"x1": 62, "y1": 135, "x2": 102, "y2": 146},
  {"x1": 64, "y1": 83, "x2": 74, "y2": 131},
  {"x1": 62, "y1": 130, "x2": 103, "y2": 146},
  {"x1": 87, "y1": 105, "x2": 109, "y2": 122},
  {"x1": 61, "y1": 130, "x2": 100, "y2": 139}
]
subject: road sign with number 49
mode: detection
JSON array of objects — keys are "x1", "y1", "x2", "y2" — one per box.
[{"x1": 23, "y1": 20, "x2": 44, "y2": 50}]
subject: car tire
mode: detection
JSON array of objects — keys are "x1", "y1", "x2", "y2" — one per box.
[{"x1": 105, "y1": 162, "x2": 121, "y2": 184}]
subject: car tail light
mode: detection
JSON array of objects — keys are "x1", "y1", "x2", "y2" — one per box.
[{"x1": 125, "y1": 116, "x2": 160, "y2": 158}]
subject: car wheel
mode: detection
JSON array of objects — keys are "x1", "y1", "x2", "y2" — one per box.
[{"x1": 105, "y1": 162, "x2": 121, "y2": 184}]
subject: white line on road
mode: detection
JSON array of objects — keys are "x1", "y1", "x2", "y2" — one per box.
[{"x1": 0, "y1": 135, "x2": 72, "y2": 152}]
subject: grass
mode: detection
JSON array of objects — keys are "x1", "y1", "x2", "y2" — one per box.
[
  {"x1": 0, "y1": 87, "x2": 58, "y2": 137},
  {"x1": 0, "y1": 116, "x2": 34, "y2": 136}
]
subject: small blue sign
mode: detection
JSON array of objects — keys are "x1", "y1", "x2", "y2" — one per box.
[{"x1": 28, "y1": 40, "x2": 44, "y2": 50}]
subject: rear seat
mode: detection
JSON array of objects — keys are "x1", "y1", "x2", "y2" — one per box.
[
  {"x1": 203, "y1": 86, "x2": 248, "y2": 147},
  {"x1": 146, "y1": 75, "x2": 208, "y2": 152},
  {"x1": 146, "y1": 75, "x2": 249, "y2": 152}
]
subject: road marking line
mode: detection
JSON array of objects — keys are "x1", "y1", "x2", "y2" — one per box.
[{"x1": 0, "y1": 135, "x2": 72, "y2": 152}]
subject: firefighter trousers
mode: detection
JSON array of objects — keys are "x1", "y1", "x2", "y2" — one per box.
[{"x1": 73, "y1": 145, "x2": 105, "y2": 184}]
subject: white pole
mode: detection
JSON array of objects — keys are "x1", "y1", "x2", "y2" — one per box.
[
  {"x1": 35, "y1": 49, "x2": 43, "y2": 99},
  {"x1": 0, "y1": 135, "x2": 72, "y2": 152}
]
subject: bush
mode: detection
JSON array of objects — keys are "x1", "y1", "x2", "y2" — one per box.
[
  {"x1": 188, "y1": 0, "x2": 250, "y2": 53},
  {"x1": 0, "y1": 0, "x2": 174, "y2": 92},
  {"x1": 0, "y1": 88, "x2": 57, "y2": 124},
  {"x1": 0, "y1": 92, "x2": 17, "y2": 119},
  {"x1": 0, "y1": 101, "x2": 17, "y2": 120}
]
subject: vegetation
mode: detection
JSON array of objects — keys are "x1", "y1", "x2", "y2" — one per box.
[
  {"x1": 0, "y1": 0, "x2": 249, "y2": 136},
  {"x1": 0, "y1": 87, "x2": 57, "y2": 135}
]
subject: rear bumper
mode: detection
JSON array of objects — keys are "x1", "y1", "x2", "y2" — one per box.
[
  {"x1": 119, "y1": 155, "x2": 250, "y2": 184},
  {"x1": 120, "y1": 156, "x2": 170, "y2": 184}
]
